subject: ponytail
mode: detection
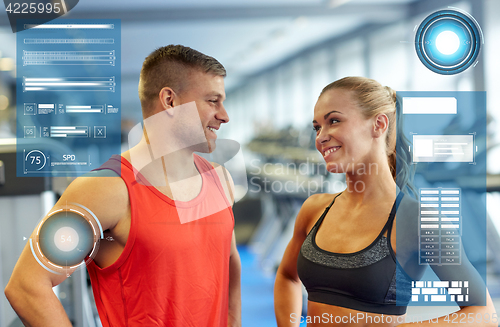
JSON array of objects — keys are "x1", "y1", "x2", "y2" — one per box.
[{"x1": 394, "y1": 93, "x2": 416, "y2": 196}]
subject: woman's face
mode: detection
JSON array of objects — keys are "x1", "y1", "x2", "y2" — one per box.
[{"x1": 313, "y1": 88, "x2": 376, "y2": 174}]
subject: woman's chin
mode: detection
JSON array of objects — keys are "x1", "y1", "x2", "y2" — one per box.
[{"x1": 325, "y1": 162, "x2": 343, "y2": 174}]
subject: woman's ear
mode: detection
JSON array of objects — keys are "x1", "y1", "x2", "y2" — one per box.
[{"x1": 373, "y1": 113, "x2": 389, "y2": 138}]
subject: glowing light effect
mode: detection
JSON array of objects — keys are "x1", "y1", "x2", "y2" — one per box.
[
  {"x1": 414, "y1": 9, "x2": 483, "y2": 75},
  {"x1": 30, "y1": 204, "x2": 103, "y2": 274},
  {"x1": 54, "y1": 227, "x2": 79, "y2": 252},
  {"x1": 436, "y1": 31, "x2": 460, "y2": 55}
]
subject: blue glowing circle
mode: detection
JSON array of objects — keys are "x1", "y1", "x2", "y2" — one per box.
[
  {"x1": 415, "y1": 9, "x2": 483, "y2": 75},
  {"x1": 38, "y1": 210, "x2": 95, "y2": 266},
  {"x1": 436, "y1": 31, "x2": 460, "y2": 55}
]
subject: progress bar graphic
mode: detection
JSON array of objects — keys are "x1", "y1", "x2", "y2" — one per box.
[
  {"x1": 419, "y1": 188, "x2": 461, "y2": 265},
  {"x1": 50, "y1": 126, "x2": 88, "y2": 138},
  {"x1": 23, "y1": 77, "x2": 115, "y2": 92},
  {"x1": 23, "y1": 50, "x2": 115, "y2": 66},
  {"x1": 65, "y1": 105, "x2": 104, "y2": 113},
  {"x1": 24, "y1": 38, "x2": 115, "y2": 44},
  {"x1": 24, "y1": 24, "x2": 114, "y2": 30}
]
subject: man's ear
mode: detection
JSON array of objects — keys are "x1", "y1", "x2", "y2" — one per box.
[
  {"x1": 373, "y1": 113, "x2": 389, "y2": 138},
  {"x1": 159, "y1": 87, "x2": 176, "y2": 112}
]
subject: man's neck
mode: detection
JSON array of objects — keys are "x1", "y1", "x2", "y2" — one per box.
[
  {"x1": 162, "y1": 150, "x2": 199, "y2": 183},
  {"x1": 123, "y1": 142, "x2": 203, "y2": 201}
]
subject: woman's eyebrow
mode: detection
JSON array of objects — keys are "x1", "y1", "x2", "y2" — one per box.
[{"x1": 312, "y1": 110, "x2": 343, "y2": 124}]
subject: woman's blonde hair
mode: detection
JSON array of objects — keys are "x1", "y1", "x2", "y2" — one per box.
[{"x1": 320, "y1": 76, "x2": 415, "y2": 194}]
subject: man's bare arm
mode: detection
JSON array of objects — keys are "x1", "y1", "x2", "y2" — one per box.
[
  {"x1": 228, "y1": 231, "x2": 242, "y2": 327},
  {"x1": 211, "y1": 162, "x2": 242, "y2": 326},
  {"x1": 4, "y1": 244, "x2": 73, "y2": 327},
  {"x1": 4, "y1": 174, "x2": 128, "y2": 327}
]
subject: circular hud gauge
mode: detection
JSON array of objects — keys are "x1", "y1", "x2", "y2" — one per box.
[
  {"x1": 25, "y1": 150, "x2": 47, "y2": 171},
  {"x1": 415, "y1": 9, "x2": 483, "y2": 75},
  {"x1": 30, "y1": 204, "x2": 103, "y2": 275}
]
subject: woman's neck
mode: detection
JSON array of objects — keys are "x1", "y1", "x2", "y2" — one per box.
[{"x1": 342, "y1": 158, "x2": 397, "y2": 206}]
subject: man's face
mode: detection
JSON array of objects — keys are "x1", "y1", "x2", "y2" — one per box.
[{"x1": 175, "y1": 70, "x2": 229, "y2": 153}]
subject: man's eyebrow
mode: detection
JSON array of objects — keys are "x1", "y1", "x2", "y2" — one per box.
[
  {"x1": 208, "y1": 92, "x2": 224, "y2": 99},
  {"x1": 312, "y1": 110, "x2": 343, "y2": 124},
  {"x1": 209, "y1": 94, "x2": 226, "y2": 102}
]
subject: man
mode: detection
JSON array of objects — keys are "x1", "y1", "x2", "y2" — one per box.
[{"x1": 5, "y1": 45, "x2": 242, "y2": 327}]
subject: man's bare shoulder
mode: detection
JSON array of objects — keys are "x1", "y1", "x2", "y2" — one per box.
[
  {"x1": 65, "y1": 171, "x2": 127, "y2": 198},
  {"x1": 210, "y1": 161, "x2": 235, "y2": 205},
  {"x1": 57, "y1": 170, "x2": 129, "y2": 230}
]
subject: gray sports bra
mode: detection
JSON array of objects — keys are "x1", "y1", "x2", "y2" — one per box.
[{"x1": 297, "y1": 192, "x2": 412, "y2": 315}]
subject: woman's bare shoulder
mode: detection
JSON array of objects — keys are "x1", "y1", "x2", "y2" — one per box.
[
  {"x1": 302, "y1": 192, "x2": 340, "y2": 211},
  {"x1": 295, "y1": 192, "x2": 341, "y2": 234}
]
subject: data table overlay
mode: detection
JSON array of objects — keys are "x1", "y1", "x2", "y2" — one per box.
[{"x1": 16, "y1": 19, "x2": 121, "y2": 177}]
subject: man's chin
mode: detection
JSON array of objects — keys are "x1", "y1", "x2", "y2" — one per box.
[
  {"x1": 191, "y1": 141, "x2": 215, "y2": 154},
  {"x1": 207, "y1": 140, "x2": 216, "y2": 153}
]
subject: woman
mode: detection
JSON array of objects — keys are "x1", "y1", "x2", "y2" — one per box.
[{"x1": 274, "y1": 77, "x2": 497, "y2": 326}]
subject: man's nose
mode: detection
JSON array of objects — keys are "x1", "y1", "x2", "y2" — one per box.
[{"x1": 217, "y1": 104, "x2": 229, "y2": 123}]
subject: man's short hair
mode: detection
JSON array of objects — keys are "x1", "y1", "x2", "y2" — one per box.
[{"x1": 138, "y1": 45, "x2": 226, "y2": 116}]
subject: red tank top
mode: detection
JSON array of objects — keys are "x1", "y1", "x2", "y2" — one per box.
[{"x1": 87, "y1": 154, "x2": 234, "y2": 327}]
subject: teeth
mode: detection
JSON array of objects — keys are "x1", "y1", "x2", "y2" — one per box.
[
  {"x1": 208, "y1": 127, "x2": 216, "y2": 133},
  {"x1": 324, "y1": 147, "x2": 339, "y2": 156}
]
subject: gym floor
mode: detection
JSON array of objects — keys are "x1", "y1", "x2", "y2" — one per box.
[
  {"x1": 240, "y1": 246, "x2": 277, "y2": 326},
  {"x1": 240, "y1": 246, "x2": 307, "y2": 327}
]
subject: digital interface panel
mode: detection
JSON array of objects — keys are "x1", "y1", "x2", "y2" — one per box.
[
  {"x1": 419, "y1": 188, "x2": 461, "y2": 265},
  {"x1": 396, "y1": 91, "x2": 487, "y2": 307},
  {"x1": 16, "y1": 19, "x2": 121, "y2": 176},
  {"x1": 413, "y1": 135, "x2": 474, "y2": 163},
  {"x1": 411, "y1": 280, "x2": 469, "y2": 303}
]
